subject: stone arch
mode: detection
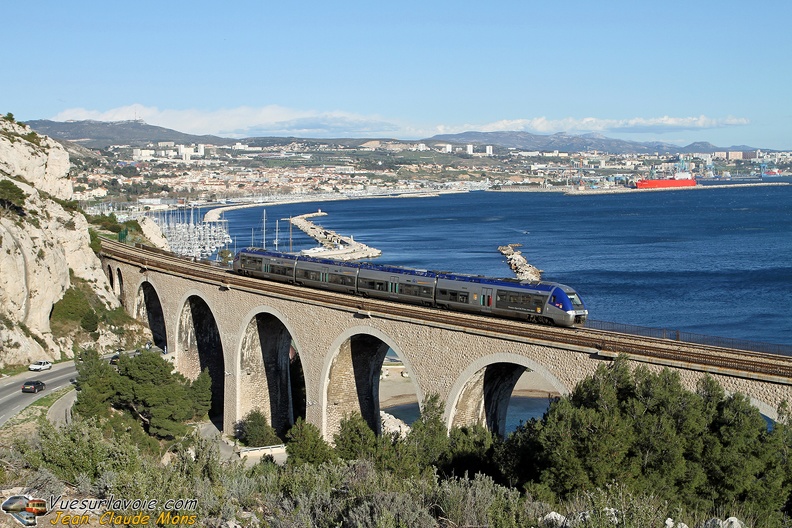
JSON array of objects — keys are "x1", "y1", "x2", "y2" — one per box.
[
  {"x1": 236, "y1": 306, "x2": 306, "y2": 437},
  {"x1": 749, "y1": 397, "x2": 778, "y2": 422},
  {"x1": 322, "y1": 326, "x2": 422, "y2": 440},
  {"x1": 176, "y1": 291, "x2": 226, "y2": 429},
  {"x1": 446, "y1": 353, "x2": 569, "y2": 437},
  {"x1": 107, "y1": 265, "x2": 115, "y2": 293},
  {"x1": 134, "y1": 281, "x2": 168, "y2": 352}
]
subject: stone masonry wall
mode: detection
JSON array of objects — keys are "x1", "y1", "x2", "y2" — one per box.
[{"x1": 106, "y1": 256, "x2": 792, "y2": 439}]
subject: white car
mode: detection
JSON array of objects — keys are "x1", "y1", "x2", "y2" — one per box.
[{"x1": 28, "y1": 361, "x2": 52, "y2": 371}]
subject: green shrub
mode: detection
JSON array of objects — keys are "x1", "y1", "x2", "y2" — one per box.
[
  {"x1": 80, "y1": 310, "x2": 99, "y2": 333},
  {"x1": 88, "y1": 229, "x2": 102, "y2": 253},
  {"x1": 51, "y1": 287, "x2": 92, "y2": 325},
  {"x1": 286, "y1": 418, "x2": 336, "y2": 466},
  {"x1": 236, "y1": 409, "x2": 281, "y2": 446}
]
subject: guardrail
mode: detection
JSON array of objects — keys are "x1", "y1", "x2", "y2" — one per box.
[
  {"x1": 585, "y1": 319, "x2": 792, "y2": 357},
  {"x1": 238, "y1": 444, "x2": 286, "y2": 458}
]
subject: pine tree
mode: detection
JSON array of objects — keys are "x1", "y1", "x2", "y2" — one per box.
[
  {"x1": 285, "y1": 418, "x2": 335, "y2": 465},
  {"x1": 334, "y1": 413, "x2": 377, "y2": 461}
]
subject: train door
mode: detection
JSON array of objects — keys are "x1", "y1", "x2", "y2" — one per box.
[
  {"x1": 389, "y1": 276, "x2": 399, "y2": 295},
  {"x1": 481, "y1": 288, "x2": 493, "y2": 312},
  {"x1": 321, "y1": 266, "x2": 329, "y2": 283}
]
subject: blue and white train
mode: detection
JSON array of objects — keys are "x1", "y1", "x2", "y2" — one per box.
[{"x1": 232, "y1": 248, "x2": 588, "y2": 327}]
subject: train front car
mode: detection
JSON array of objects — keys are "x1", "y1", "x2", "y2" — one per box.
[
  {"x1": 565, "y1": 286, "x2": 588, "y2": 325},
  {"x1": 489, "y1": 280, "x2": 587, "y2": 327},
  {"x1": 545, "y1": 284, "x2": 588, "y2": 327}
]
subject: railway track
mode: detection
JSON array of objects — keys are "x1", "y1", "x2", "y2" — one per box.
[{"x1": 102, "y1": 240, "x2": 792, "y2": 384}]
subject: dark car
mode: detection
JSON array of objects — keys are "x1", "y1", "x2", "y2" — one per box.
[
  {"x1": 21, "y1": 380, "x2": 45, "y2": 393},
  {"x1": 109, "y1": 354, "x2": 120, "y2": 365}
]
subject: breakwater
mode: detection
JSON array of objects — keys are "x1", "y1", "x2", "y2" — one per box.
[
  {"x1": 497, "y1": 244, "x2": 542, "y2": 281},
  {"x1": 291, "y1": 210, "x2": 381, "y2": 260}
]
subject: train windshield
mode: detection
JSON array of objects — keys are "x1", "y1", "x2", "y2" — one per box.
[{"x1": 567, "y1": 292, "x2": 585, "y2": 308}]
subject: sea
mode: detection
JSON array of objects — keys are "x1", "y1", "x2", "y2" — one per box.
[{"x1": 214, "y1": 184, "x2": 792, "y2": 431}]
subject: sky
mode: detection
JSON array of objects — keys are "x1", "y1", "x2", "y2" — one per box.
[{"x1": 3, "y1": 1, "x2": 791, "y2": 149}]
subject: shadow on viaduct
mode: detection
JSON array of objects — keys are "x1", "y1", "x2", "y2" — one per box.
[{"x1": 102, "y1": 249, "x2": 791, "y2": 440}]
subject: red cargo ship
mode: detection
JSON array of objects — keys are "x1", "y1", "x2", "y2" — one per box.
[
  {"x1": 635, "y1": 178, "x2": 697, "y2": 189},
  {"x1": 636, "y1": 170, "x2": 697, "y2": 189}
]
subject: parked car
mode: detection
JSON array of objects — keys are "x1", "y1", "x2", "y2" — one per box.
[
  {"x1": 21, "y1": 380, "x2": 46, "y2": 393},
  {"x1": 28, "y1": 361, "x2": 52, "y2": 371}
]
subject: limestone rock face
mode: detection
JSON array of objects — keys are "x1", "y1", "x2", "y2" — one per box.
[
  {"x1": 0, "y1": 119, "x2": 72, "y2": 201},
  {"x1": 0, "y1": 118, "x2": 117, "y2": 367},
  {"x1": 138, "y1": 216, "x2": 171, "y2": 251}
]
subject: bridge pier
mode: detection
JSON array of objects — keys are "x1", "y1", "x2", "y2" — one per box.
[{"x1": 326, "y1": 335, "x2": 390, "y2": 436}]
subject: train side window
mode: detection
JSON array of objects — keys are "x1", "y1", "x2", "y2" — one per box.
[
  {"x1": 329, "y1": 274, "x2": 352, "y2": 286},
  {"x1": 242, "y1": 256, "x2": 262, "y2": 271},
  {"x1": 458, "y1": 293, "x2": 468, "y2": 303},
  {"x1": 272, "y1": 265, "x2": 291, "y2": 276}
]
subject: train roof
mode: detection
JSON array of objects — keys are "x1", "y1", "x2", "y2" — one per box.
[
  {"x1": 358, "y1": 261, "x2": 437, "y2": 278},
  {"x1": 239, "y1": 248, "x2": 299, "y2": 260},
  {"x1": 437, "y1": 273, "x2": 560, "y2": 292},
  {"x1": 236, "y1": 248, "x2": 577, "y2": 293}
]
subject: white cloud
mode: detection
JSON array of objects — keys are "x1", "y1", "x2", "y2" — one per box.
[
  {"x1": 50, "y1": 104, "x2": 403, "y2": 138},
  {"x1": 50, "y1": 105, "x2": 750, "y2": 139}
]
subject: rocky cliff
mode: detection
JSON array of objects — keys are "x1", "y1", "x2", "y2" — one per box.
[{"x1": 0, "y1": 117, "x2": 118, "y2": 367}]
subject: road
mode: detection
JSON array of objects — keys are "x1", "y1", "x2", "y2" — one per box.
[{"x1": 0, "y1": 361, "x2": 79, "y2": 427}]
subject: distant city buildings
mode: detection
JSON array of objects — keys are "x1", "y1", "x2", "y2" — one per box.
[{"x1": 70, "y1": 136, "x2": 792, "y2": 205}]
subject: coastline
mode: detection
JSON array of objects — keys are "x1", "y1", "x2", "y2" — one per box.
[
  {"x1": 202, "y1": 190, "x2": 468, "y2": 223},
  {"x1": 198, "y1": 182, "x2": 791, "y2": 223},
  {"x1": 487, "y1": 181, "x2": 789, "y2": 196}
]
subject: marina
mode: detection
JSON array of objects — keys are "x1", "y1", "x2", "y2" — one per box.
[{"x1": 151, "y1": 208, "x2": 232, "y2": 259}]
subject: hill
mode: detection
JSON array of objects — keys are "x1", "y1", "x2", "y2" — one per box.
[
  {"x1": 425, "y1": 131, "x2": 758, "y2": 155},
  {"x1": 25, "y1": 119, "x2": 761, "y2": 154},
  {"x1": 26, "y1": 119, "x2": 236, "y2": 148}
]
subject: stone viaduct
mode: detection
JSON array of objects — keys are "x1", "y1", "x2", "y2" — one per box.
[{"x1": 100, "y1": 241, "x2": 792, "y2": 440}]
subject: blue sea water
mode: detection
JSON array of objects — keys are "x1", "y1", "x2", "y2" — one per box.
[{"x1": 218, "y1": 185, "x2": 792, "y2": 429}]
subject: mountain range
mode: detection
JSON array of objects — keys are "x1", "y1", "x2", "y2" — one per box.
[
  {"x1": 26, "y1": 119, "x2": 758, "y2": 155},
  {"x1": 427, "y1": 131, "x2": 757, "y2": 155}
]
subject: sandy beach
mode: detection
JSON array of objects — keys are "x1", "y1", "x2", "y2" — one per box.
[{"x1": 378, "y1": 365, "x2": 560, "y2": 409}]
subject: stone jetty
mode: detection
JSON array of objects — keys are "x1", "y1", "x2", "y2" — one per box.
[
  {"x1": 291, "y1": 210, "x2": 382, "y2": 261},
  {"x1": 498, "y1": 244, "x2": 542, "y2": 281}
]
